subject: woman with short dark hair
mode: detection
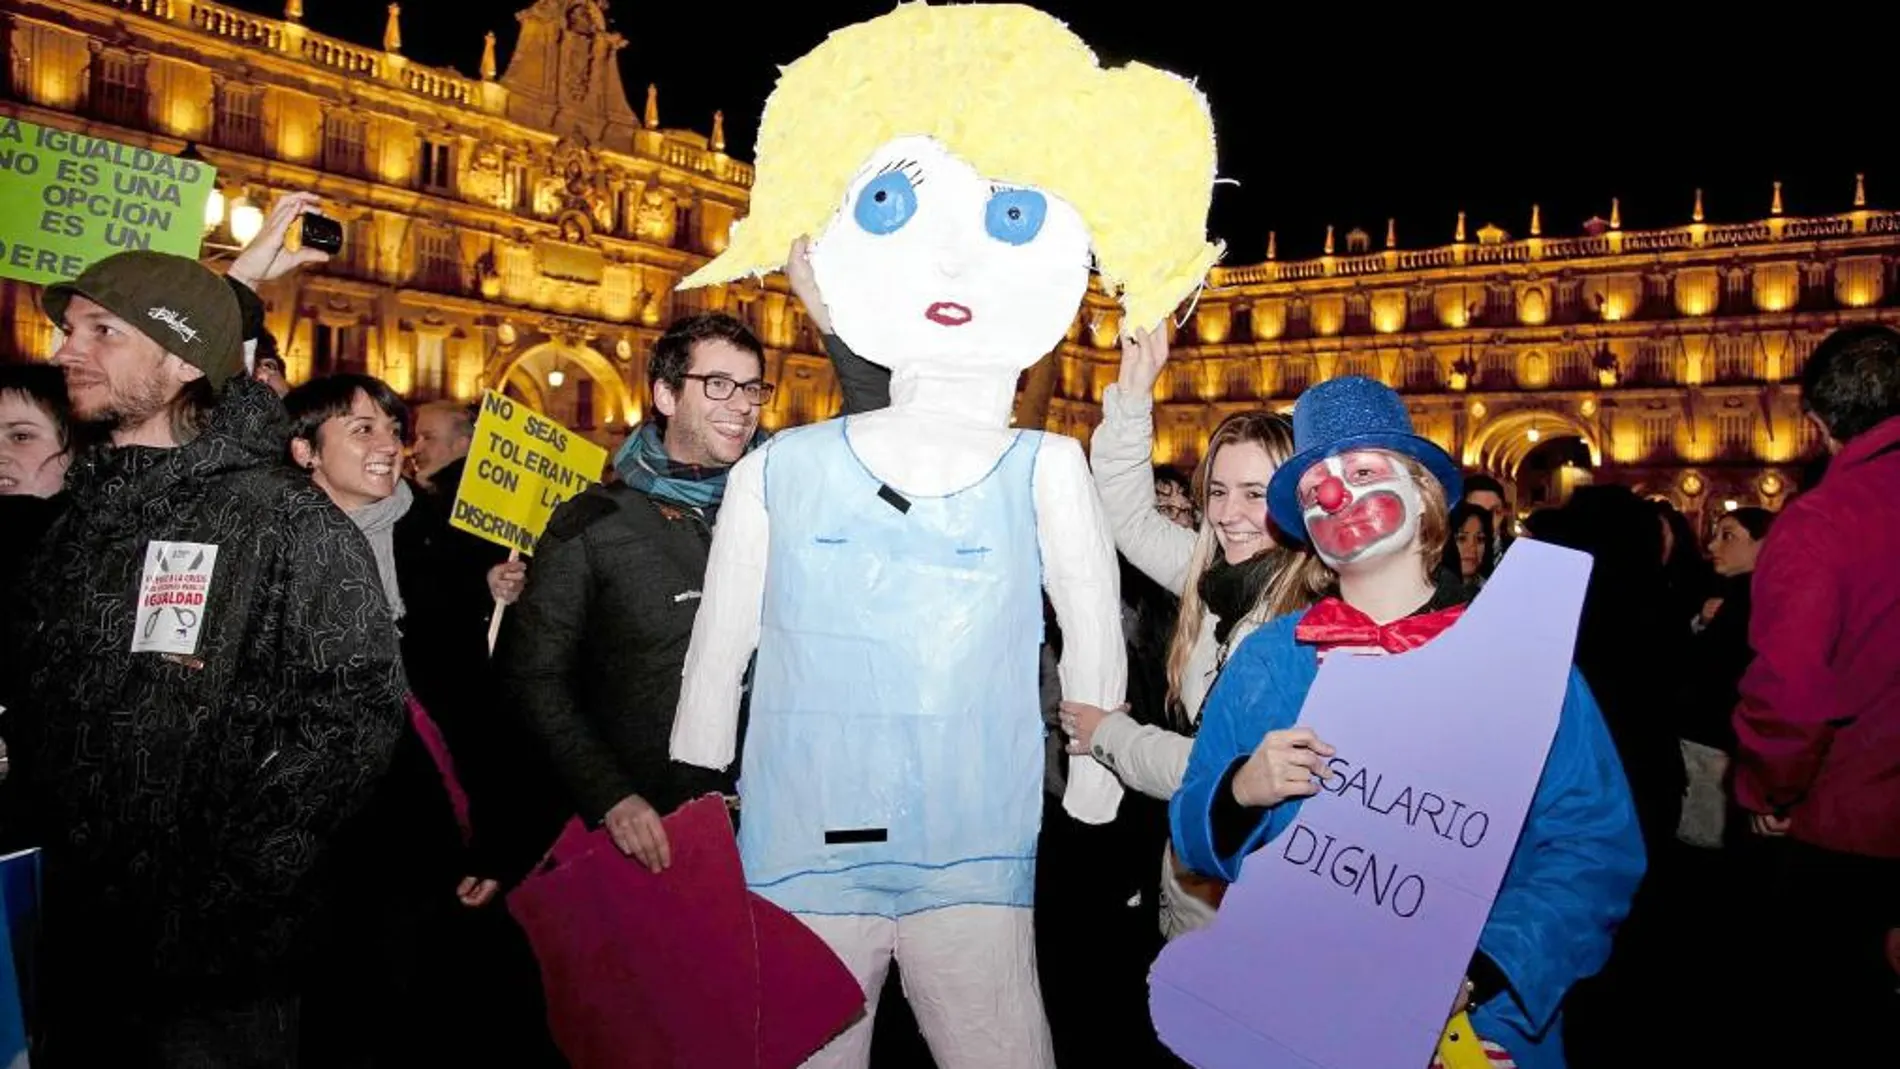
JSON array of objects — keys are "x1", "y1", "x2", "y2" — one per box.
[{"x1": 284, "y1": 373, "x2": 564, "y2": 1067}]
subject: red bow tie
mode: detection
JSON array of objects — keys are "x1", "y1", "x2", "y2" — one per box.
[{"x1": 1293, "y1": 597, "x2": 1467, "y2": 655}]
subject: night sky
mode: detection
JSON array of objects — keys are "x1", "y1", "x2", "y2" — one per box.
[{"x1": 230, "y1": 1, "x2": 1883, "y2": 264}]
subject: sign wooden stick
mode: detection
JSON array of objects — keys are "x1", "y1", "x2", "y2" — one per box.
[{"x1": 486, "y1": 547, "x2": 520, "y2": 654}]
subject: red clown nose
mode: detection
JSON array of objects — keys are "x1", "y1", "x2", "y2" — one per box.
[{"x1": 1314, "y1": 475, "x2": 1349, "y2": 514}]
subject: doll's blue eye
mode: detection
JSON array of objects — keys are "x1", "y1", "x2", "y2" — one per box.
[
  {"x1": 985, "y1": 188, "x2": 1047, "y2": 246},
  {"x1": 854, "y1": 171, "x2": 918, "y2": 235}
]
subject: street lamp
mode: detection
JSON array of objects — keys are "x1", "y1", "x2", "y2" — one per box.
[
  {"x1": 183, "y1": 143, "x2": 231, "y2": 241},
  {"x1": 202, "y1": 184, "x2": 226, "y2": 234},
  {"x1": 229, "y1": 198, "x2": 264, "y2": 246},
  {"x1": 546, "y1": 366, "x2": 566, "y2": 389}
]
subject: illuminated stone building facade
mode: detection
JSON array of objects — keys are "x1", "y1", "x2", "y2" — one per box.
[
  {"x1": 1, "y1": 0, "x2": 843, "y2": 444},
  {"x1": 1046, "y1": 198, "x2": 1900, "y2": 525},
  {"x1": 5, "y1": 0, "x2": 1899, "y2": 526}
]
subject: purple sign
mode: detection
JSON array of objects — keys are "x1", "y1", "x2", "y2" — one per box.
[{"x1": 1150, "y1": 539, "x2": 1591, "y2": 1069}]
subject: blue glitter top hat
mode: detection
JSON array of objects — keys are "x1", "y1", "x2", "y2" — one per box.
[{"x1": 1265, "y1": 376, "x2": 1462, "y2": 542}]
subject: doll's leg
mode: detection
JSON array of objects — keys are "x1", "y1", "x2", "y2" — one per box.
[
  {"x1": 898, "y1": 904, "x2": 1055, "y2": 1069},
  {"x1": 797, "y1": 914, "x2": 897, "y2": 1069}
]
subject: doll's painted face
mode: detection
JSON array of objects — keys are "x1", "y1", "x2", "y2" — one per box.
[
  {"x1": 809, "y1": 135, "x2": 1092, "y2": 374},
  {"x1": 1296, "y1": 449, "x2": 1423, "y2": 569}
]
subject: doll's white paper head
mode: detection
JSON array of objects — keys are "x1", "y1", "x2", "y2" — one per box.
[
  {"x1": 807, "y1": 135, "x2": 1090, "y2": 372},
  {"x1": 680, "y1": 3, "x2": 1222, "y2": 344}
]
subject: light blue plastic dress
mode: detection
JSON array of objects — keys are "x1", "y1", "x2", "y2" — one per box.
[{"x1": 739, "y1": 418, "x2": 1047, "y2": 918}]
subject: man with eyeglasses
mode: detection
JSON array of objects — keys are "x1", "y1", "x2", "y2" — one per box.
[{"x1": 497, "y1": 313, "x2": 783, "y2": 869}]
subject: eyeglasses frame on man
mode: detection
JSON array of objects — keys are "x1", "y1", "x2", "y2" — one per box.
[{"x1": 681, "y1": 372, "x2": 776, "y2": 406}]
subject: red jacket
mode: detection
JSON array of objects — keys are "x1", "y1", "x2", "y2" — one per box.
[{"x1": 1733, "y1": 414, "x2": 1900, "y2": 858}]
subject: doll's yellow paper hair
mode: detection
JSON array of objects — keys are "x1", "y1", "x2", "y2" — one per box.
[{"x1": 679, "y1": 2, "x2": 1222, "y2": 332}]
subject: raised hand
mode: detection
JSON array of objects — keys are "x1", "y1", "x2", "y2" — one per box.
[
  {"x1": 227, "y1": 191, "x2": 332, "y2": 288},
  {"x1": 1116, "y1": 325, "x2": 1170, "y2": 400},
  {"x1": 786, "y1": 235, "x2": 832, "y2": 336}
]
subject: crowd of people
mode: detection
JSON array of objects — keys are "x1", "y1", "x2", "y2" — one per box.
[{"x1": 0, "y1": 181, "x2": 1894, "y2": 1069}]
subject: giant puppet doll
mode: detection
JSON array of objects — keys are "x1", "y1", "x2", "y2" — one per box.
[{"x1": 669, "y1": 5, "x2": 1221, "y2": 1067}]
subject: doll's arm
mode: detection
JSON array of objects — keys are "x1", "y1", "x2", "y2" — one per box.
[
  {"x1": 670, "y1": 448, "x2": 770, "y2": 770},
  {"x1": 1034, "y1": 433, "x2": 1128, "y2": 825}
]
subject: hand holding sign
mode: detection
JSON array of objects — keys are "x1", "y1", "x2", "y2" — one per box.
[
  {"x1": 486, "y1": 559, "x2": 528, "y2": 604},
  {"x1": 1233, "y1": 728, "x2": 1337, "y2": 808}
]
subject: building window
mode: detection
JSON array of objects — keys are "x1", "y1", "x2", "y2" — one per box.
[
  {"x1": 340, "y1": 216, "x2": 376, "y2": 278},
  {"x1": 1717, "y1": 412, "x2": 1753, "y2": 458},
  {"x1": 413, "y1": 228, "x2": 460, "y2": 292},
  {"x1": 323, "y1": 113, "x2": 368, "y2": 176},
  {"x1": 1555, "y1": 348, "x2": 1587, "y2": 387},
  {"x1": 1787, "y1": 334, "x2": 1818, "y2": 380},
  {"x1": 1223, "y1": 359, "x2": 1252, "y2": 399},
  {"x1": 1281, "y1": 358, "x2": 1312, "y2": 397},
  {"x1": 779, "y1": 378, "x2": 810, "y2": 427},
  {"x1": 501, "y1": 245, "x2": 533, "y2": 297},
  {"x1": 1480, "y1": 351, "x2": 1515, "y2": 389},
  {"x1": 314, "y1": 323, "x2": 367, "y2": 377},
  {"x1": 89, "y1": 51, "x2": 145, "y2": 127},
  {"x1": 1633, "y1": 342, "x2": 1672, "y2": 385},
  {"x1": 1164, "y1": 362, "x2": 1195, "y2": 402},
  {"x1": 574, "y1": 378, "x2": 596, "y2": 430},
  {"x1": 1341, "y1": 353, "x2": 1380, "y2": 382},
  {"x1": 1640, "y1": 414, "x2": 1675, "y2": 459},
  {"x1": 418, "y1": 139, "x2": 453, "y2": 191},
  {"x1": 1715, "y1": 336, "x2": 1758, "y2": 383},
  {"x1": 414, "y1": 333, "x2": 446, "y2": 398},
  {"x1": 215, "y1": 85, "x2": 264, "y2": 154},
  {"x1": 508, "y1": 164, "x2": 530, "y2": 212}
]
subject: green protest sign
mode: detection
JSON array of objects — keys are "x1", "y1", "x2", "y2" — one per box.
[{"x1": 0, "y1": 116, "x2": 218, "y2": 286}]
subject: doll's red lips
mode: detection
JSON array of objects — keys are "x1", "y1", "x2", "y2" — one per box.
[{"x1": 925, "y1": 302, "x2": 973, "y2": 326}]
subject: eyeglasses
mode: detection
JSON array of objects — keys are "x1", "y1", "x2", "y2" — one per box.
[
  {"x1": 682, "y1": 373, "x2": 776, "y2": 406},
  {"x1": 1155, "y1": 503, "x2": 1197, "y2": 522}
]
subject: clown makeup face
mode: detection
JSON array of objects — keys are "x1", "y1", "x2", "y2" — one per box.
[
  {"x1": 1297, "y1": 449, "x2": 1423, "y2": 569},
  {"x1": 808, "y1": 135, "x2": 1093, "y2": 374}
]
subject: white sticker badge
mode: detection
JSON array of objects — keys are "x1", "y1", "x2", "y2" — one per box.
[{"x1": 131, "y1": 541, "x2": 219, "y2": 656}]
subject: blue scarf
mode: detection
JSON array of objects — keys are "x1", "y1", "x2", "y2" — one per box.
[{"x1": 612, "y1": 421, "x2": 767, "y2": 515}]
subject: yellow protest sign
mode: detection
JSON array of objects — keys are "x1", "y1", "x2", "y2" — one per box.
[{"x1": 450, "y1": 390, "x2": 607, "y2": 554}]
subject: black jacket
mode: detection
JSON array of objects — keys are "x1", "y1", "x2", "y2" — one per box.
[
  {"x1": 391, "y1": 483, "x2": 568, "y2": 884},
  {"x1": 1679, "y1": 572, "x2": 1754, "y2": 754},
  {"x1": 498, "y1": 483, "x2": 735, "y2": 823},
  {"x1": 7, "y1": 376, "x2": 406, "y2": 985}
]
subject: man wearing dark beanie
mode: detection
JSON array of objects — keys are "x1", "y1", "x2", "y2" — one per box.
[{"x1": 4, "y1": 248, "x2": 405, "y2": 1065}]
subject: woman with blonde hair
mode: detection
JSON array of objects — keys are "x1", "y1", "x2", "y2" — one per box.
[{"x1": 1061, "y1": 327, "x2": 1328, "y2": 939}]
